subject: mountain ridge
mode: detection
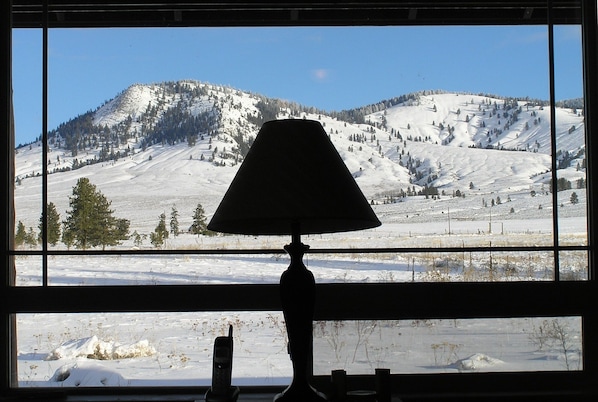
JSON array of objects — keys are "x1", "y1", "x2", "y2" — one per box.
[{"x1": 14, "y1": 80, "x2": 587, "y2": 232}]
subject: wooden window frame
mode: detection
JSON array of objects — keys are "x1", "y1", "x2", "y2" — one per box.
[{"x1": 2, "y1": 1, "x2": 597, "y2": 400}]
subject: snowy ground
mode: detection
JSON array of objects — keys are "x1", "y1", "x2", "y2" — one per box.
[
  {"x1": 15, "y1": 217, "x2": 585, "y2": 388},
  {"x1": 17, "y1": 310, "x2": 582, "y2": 388}
]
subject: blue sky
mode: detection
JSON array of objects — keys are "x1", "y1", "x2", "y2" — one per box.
[{"x1": 12, "y1": 25, "x2": 583, "y2": 145}]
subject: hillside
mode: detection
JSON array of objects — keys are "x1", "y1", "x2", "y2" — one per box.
[{"x1": 13, "y1": 81, "x2": 587, "y2": 235}]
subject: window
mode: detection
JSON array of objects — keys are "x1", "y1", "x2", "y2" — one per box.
[{"x1": 3, "y1": 1, "x2": 597, "y2": 400}]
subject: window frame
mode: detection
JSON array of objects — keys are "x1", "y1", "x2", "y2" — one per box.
[{"x1": 2, "y1": 1, "x2": 598, "y2": 400}]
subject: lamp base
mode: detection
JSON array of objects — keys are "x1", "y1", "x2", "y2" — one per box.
[
  {"x1": 275, "y1": 236, "x2": 327, "y2": 402},
  {"x1": 274, "y1": 383, "x2": 327, "y2": 402}
]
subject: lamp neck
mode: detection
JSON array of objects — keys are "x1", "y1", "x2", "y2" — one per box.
[
  {"x1": 291, "y1": 221, "x2": 301, "y2": 245},
  {"x1": 284, "y1": 222, "x2": 309, "y2": 267}
]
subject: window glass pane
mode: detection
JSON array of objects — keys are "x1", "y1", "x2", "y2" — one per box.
[
  {"x1": 38, "y1": 254, "x2": 285, "y2": 285},
  {"x1": 18, "y1": 313, "x2": 583, "y2": 387},
  {"x1": 559, "y1": 250, "x2": 588, "y2": 281},
  {"x1": 553, "y1": 25, "x2": 587, "y2": 254},
  {"x1": 15, "y1": 250, "x2": 560, "y2": 286},
  {"x1": 15, "y1": 255, "x2": 43, "y2": 286},
  {"x1": 13, "y1": 29, "x2": 42, "y2": 252},
  {"x1": 11, "y1": 24, "x2": 587, "y2": 284},
  {"x1": 314, "y1": 317, "x2": 582, "y2": 375},
  {"x1": 311, "y1": 251, "x2": 555, "y2": 283},
  {"x1": 17, "y1": 312, "x2": 290, "y2": 387}
]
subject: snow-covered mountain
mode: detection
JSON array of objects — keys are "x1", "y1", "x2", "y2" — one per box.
[
  {"x1": 13, "y1": 81, "x2": 586, "y2": 233},
  {"x1": 13, "y1": 83, "x2": 588, "y2": 387}
]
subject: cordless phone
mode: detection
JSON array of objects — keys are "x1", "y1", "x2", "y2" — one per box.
[
  {"x1": 204, "y1": 325, "x2": 239, "y2": 402},
  {"x1": 211, "y1": 325, "x2": 233, "y2": 394}
]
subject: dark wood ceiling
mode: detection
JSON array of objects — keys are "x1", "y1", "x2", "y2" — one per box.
[{"x1": 12, "y1": 1, "x2": 582, "y2": 28}]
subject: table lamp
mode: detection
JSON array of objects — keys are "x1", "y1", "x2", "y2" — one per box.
[{"x1": 208, "y1": 119, "x2": 381, "y2": 402}]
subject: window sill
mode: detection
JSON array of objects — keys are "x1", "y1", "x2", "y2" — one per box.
[{"x1": 2, "y1": 391, "x2": 597, "y2": 402}]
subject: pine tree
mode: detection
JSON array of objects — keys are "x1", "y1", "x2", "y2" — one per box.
[
  {"x1": 62, "y1": 177, "x2": 130, "y2": 250},
  {"x1": 25, "y1": 227, "x2": 38, "y2": 247},
  {"x1": 570, "y1": 192, "x2": 579, "y2": 204},
  {"x1": 112, "y1": 217, "x2": 131, "y2": 247},
  {"x1": 38, "y1": 202, "x2": 61, "y2": 246},
  {"x1": 15, "y1": 220, "x2": 27, "y2": 247},
  {"x1": 132, "y1": 230, "x2": 143, "y2": 247},
  {"x1": 170, "y1": 205, "x2": 180, "y2": 237},
  {"x1": 190, "y1": 203, "x2": 207, "y2": 236},
  {"x1": 63, "y1": 178, "x2": 98, "y2": 249},
  {"x1": 150, "y1": 213, "x2": 168, "y2": 247}
]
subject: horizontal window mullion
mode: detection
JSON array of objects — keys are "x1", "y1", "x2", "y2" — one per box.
[
  {"x1": 11, "y1": 1, "x2": 582, "y2": 28},
  {"x1": 8, "y1": 244, "x2": 589, "y2": 257},
  {"x1": 315, "y1": 282, "x2": 596, "y2": 320},
  {"x1": 5, "y1": 281, "x2": 595, "y2": 318},
  {"x1": 6, "y1": 284, "x2": 281, "y2": 314}
]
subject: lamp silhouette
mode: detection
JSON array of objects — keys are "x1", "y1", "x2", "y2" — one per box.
[{"x1": 208, "y1": 119, "x2": 380, "y2": 402}]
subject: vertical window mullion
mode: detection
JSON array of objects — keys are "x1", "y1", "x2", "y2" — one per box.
[
  {"x1": 580, "y1": 0, "x2": 598, "y2": 380},
  {"x1": 42, "y1": 0, "x2": 48, "y2": 286},
  {"x1": 2, "y1": 0, "x2": 17, "y2": 391},
  {"x1": 582, "y1": 0, "x2": 598, "y2": 282},
  {"x1": 547, "y1": 0, "x2": 560, "y2": 281}
]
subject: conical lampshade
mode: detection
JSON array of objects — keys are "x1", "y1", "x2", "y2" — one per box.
[{"x1": 208, "y1": 119, "x2": 380, "y2": 235}]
